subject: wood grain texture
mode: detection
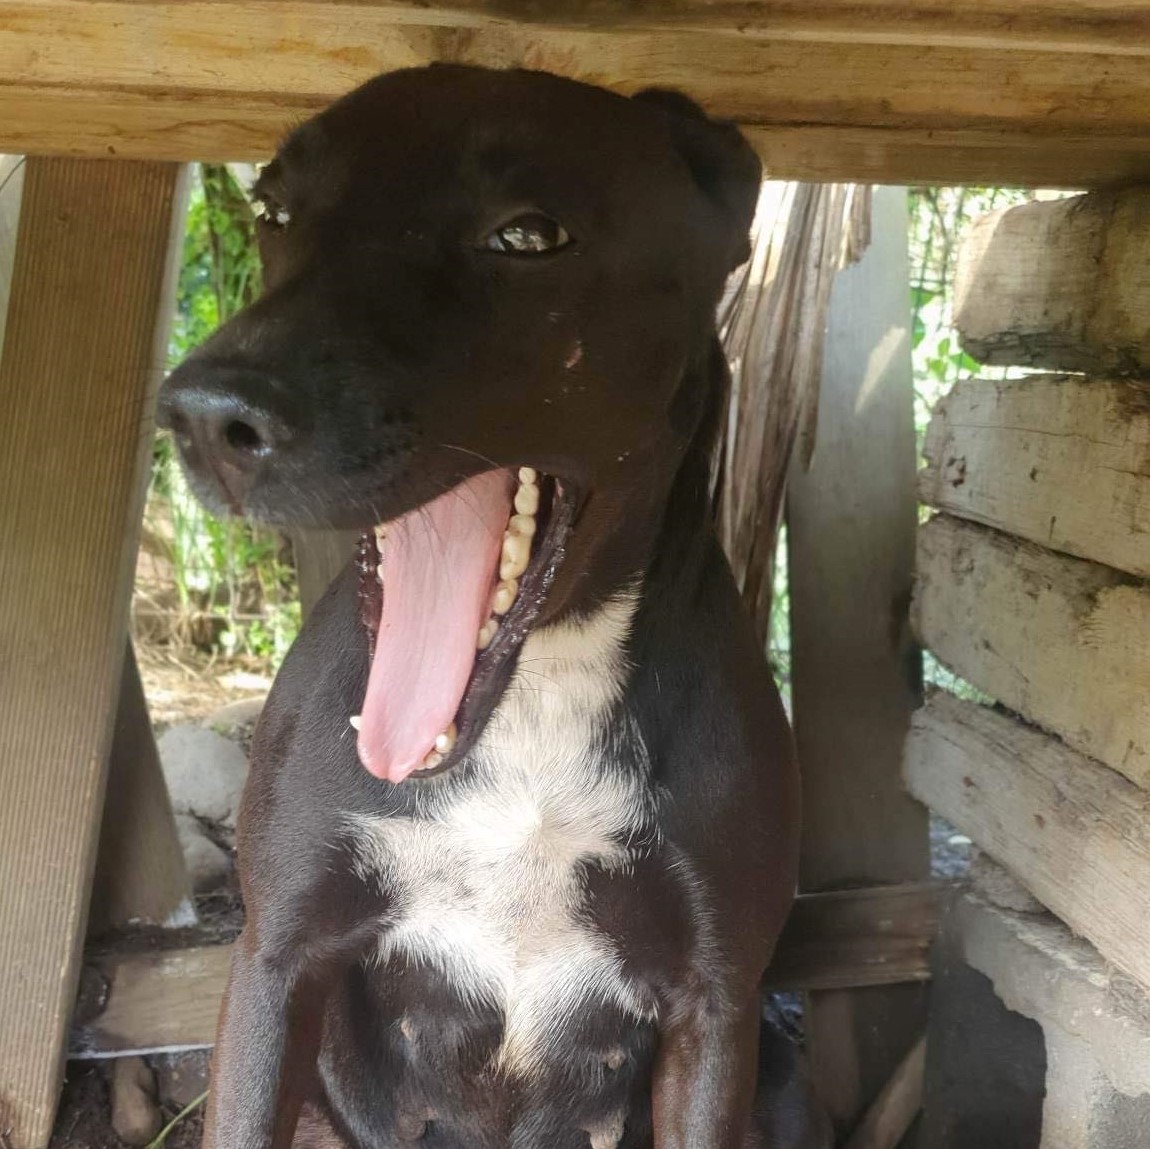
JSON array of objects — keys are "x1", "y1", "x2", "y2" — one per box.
[
  {"x1": 0, "y1": 1, "x2": 1149, "y2": 184},
  {"x1": 920, "y1": 375, "x2": 1150, "y2": 581},
  {"x1": 843, "y1": 1034, "x2": 927, "y2": 1149},
  {"x1": 913, "y1": 515, "x2": 1150, "y2": 788},
  {"x1": 905, "y1": 693, "x2": 1150, "y2": 994},
  {"x1": 955, "y1": 190, "x2": 1150, "y2": 373},
  {"x1": 766, "y1": 883, "x2": 942, "y2": 993},
  {"x1": 786, "y1": 186, "x2": 929, "y2": 1134},
  {"x1": 88, "y1": 645, "x2": 193, "y2": 936},
  {"x1": 292, "y1": 529, "x2": 359, "y2": 620},
  {"x1": 69, "y1": 883, "x2": 941, "y2": 1056},
  {"x1": 0, "y1": 157, "x2": 184, "y2": 1148}
]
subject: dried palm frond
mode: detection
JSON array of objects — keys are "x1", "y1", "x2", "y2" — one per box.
[{"x1": 714, "y1": 183, "x2": 872, "y2": 642}]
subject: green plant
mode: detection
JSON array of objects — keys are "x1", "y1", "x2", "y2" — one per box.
[{"x1": 143, "y1": 164, "x2": 301, "y2": 667}]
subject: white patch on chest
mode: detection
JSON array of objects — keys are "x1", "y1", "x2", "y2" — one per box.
[{"x1": 348, "y1": 592, "x2": 658, "y2": 1075}]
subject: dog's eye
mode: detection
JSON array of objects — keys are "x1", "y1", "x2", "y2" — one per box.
[
  {"x1": 484, "y1": 214, "x2": 571, "y2": 256},
  {"x1": 253, "y1": 194, "x2": 292, "y2": 231}
]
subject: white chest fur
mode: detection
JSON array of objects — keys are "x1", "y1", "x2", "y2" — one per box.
[{"x1": 348, "y1": 592, "x2": 657, "y2": 1074}]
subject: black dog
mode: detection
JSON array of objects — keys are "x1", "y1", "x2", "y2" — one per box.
[{"x1": 159, "y1": 65, "x2": 804, "y2": 1149}]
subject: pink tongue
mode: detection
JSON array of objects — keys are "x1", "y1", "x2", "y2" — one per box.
[{"x1": 357, "y1": 470, "x2": 514, "y2": 782}]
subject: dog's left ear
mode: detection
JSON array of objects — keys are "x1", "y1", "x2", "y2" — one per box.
[{"x1": 633, "y1": 88, "x2": 761, "y2": 272}]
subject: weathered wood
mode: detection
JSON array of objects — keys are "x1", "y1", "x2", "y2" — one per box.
[
  {"x1": 843, "y1": 1034, "x2": 927, "y2": 1149},
  {"x1": 292, "y1": 529, "x2": 359, "y2": 620},
  {"x1": 88, "y1": 645, "x2": 194, "y2": 936},
  {"x1": 905, "y1": 694, "x2": 1150, "y2": 995},
  {"x1": 787, "y1": 186, "x2": 929, "y2": 1134},
  {"x1": 920, "y1": 376, "x2": 1150, "y2": 581},
  {"x1": 913, "y1": 515, "x2": 1150, "y2": 788},
  {"x1": 767, "y1": 883, "x2": 941, "y2": 993},
  {"x1": 71, "y1": 945, "x2": 234, "y2": 1058},
  {"x1": 955, "y1": 190, "x2": 1150, "y2": 373},
  {"x1": 0, "y1": 158, "x2": 184, "y2": 1148},
  {"x1": 1, "y1": 2, "x2": 1149, "y2": 185},
  {"x1": 953, "y1": 892, "x2": 1150, "y2": 1133},
  {"x1": 69, "y1": 882, "x2": 941, "y2": 1057}
]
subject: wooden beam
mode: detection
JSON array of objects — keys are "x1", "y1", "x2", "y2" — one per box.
[
  {"x1": 88, "y1": 645, "x2": 194, "y2": 936},
  {"x1": 786, "y1": 186, "x2": 929, "y2": 1135},
  {"x1": 914, "y1": 515, "x2": 1150, "y2": 789},
  {"x1": 0, "y1": 1, "x2": 1149, "y2": 185},
  {"x1": 905, "y1": 693, "x2": 1150, "y2": 995},
  {"x1": 292, "y1": 529, "x2": 359, "y2": 621},
  {"x1": 0, "y1": 158, "x2": 184, "y2": 1149},
  {"x1": 954, "y1": 191, "x2": 1150, "y2": 373},
  {"x1": 70, "y1": 882, "x2": 943, "y2": 1057},
  {"x1": 920, "y1": 376, "x2": 1150, "y2": 582}
]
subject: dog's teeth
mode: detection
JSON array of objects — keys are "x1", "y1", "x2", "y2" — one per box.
[
  {"x1": 349, "y1": 715, "x2": 362, "y2": 731},
  {"x1": 374, "y1": 525, "x2": 387, "y2": 550},
  {"x1": 500, "y1": 535, "x2": 530, "y2": 580},
  {"x1": 434, "y1": 724, "x2": 457, "y2": 754},
  {"x1": 507, "y1": 513, "x2": 536, "y2": 539},
  {"x1": 419, "y1": 749, "x2": 443, "y2": 771},
  {"x1": 518, "y1": 466, "x2": 538, "y2": 486},
  {"x1": 514, "y1": 483, "x2": 540, "y2": 516},
  {"x1": 376, "y1": 562, "x2": 385, "y2": 583},
  {"x1": 477, "y1": 619, "x2": 499, "y2": 650},
  {"x1": 491, "y1": 579, "x2": 518, "y2": 616}
]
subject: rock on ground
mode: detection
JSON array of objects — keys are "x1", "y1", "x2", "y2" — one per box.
[{"x1": 159, "y1": 725, "x2": 248, "y2": 832}]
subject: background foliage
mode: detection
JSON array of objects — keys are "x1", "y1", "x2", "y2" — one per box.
[{"x1": 146, "y1": 165, "x2": 299, "y2": 667}]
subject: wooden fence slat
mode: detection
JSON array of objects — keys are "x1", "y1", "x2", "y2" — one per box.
[
  {"x1": 0, "y1": 157, "x2": 184, "y2": 1148},
  {"x1": 785, "y1": 185, "x2": 929, "y2": 1135}
]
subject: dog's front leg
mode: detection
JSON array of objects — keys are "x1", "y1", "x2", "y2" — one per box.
[
  {"x1": 651, "y1": 987, "x2": 761, "y2": 1149},
  {"x1": 202, "y1": 929, "x2": 330, "y2": 1149}
]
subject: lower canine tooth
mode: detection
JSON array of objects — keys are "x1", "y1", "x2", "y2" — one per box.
[
  {"x1": 435, "y1": 724, "x2": 457, "y2": 754},
  {"x1": 477, "y1": 620, "x2": 499, "y2": 650},
  {"x1": 349, "y1": 715, "x2": 362, "y2": 731},
  {"x1": 492, "y1": 579, "x2": 518, "y2": 615}
]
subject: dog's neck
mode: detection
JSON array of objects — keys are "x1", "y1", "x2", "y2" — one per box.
[{"x1": 543, "y1": 338, "x2": 726, "y2": 626}]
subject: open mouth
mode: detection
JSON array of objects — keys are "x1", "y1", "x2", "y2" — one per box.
[{"x1": 352, "y1": 467, "x2": 574, "y2": 783}]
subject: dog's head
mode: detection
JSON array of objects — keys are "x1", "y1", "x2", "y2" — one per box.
[{"x1": 159, "y1": 65, "x2": 759, "y2": 783}]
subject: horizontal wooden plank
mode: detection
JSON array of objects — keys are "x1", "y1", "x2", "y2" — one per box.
[
  {"x1": 905, "y1": 693, "x2": 1150, "y2": 994},
  {"x1": 920, "y1": 376, "x2": 1150, "y2": 581},
  {"x1": 69, "y1": 883, "x2": 942, "y2": 1056},
  {"x1": 913, "y1": 516, "x2": 1150, "y2": 787},
  {"x1": 955, "y1": 190, "x2": 1150, "y2": 372},
  {"x1": 72, "y1": 945, "x2": 233, "y2": 1057},
  {"x1": 767, "y1": 883, "x2": 942, "y2": 992},
  {"x1": 1, "y1": 1, "x2": 1149, "y2": 184}
]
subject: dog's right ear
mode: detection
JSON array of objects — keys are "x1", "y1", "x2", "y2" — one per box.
[{"x1": 632, "y1": 88, "x2": 761, "y2": 272}]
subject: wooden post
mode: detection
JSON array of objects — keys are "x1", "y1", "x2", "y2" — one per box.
[
  {"x1": 785, "y1": 185, "x2": 930, "y2": 1135},
  {"x1": 292, "y1": 528, "x2": 358, "y2": 620},
  {"x1": 0, "y1": 157, "x2": 184, "y2": 1148},
  {"x1": 88, "y1": 644, "x2": 194, "y2": 935}
]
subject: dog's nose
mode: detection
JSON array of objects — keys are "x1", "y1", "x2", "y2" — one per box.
[{"x1": 157, "y1": 366, "x2": 295, "y2": 512}]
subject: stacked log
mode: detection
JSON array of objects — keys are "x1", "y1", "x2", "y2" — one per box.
[{"x1": 905, "y1": 190, "x2": 1150, "y2": 1147}]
